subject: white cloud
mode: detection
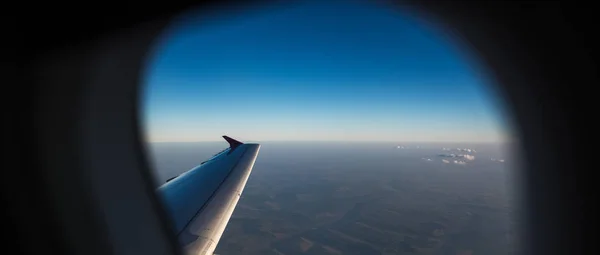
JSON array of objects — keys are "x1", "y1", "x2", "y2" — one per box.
[
  {"x1": 442, "y1": 159, "x2": 450, "y2": 163},
  {"x1": 454, "y1": 160, "x2": 467, "y2": 165},
  {"x1": 438, "y1": 153, "x2": 457, "y2": 158},
  {"x1": 439, "y1": 153, "x2": 474, "y2": 160},
  {"x1": 453, "y1": 148, "x2": 477, "y2": 153},
  {"x1": 463, "y1": 154, "x2": 475, "y2": 161}
]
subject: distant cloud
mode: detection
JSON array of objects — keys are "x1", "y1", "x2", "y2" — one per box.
[
  {"x1": 438, "y1": 153, "x2": 457, "y2": 158},
  {"x1": 439, "y1": 155, "x2": 467, "y2": 164},
  {"x1": 439, "y1": 153, "x2": 474, "y2": 161},
  {"x1": 463, "y1": 154, "x2": 475, "y2": 161},
  {"x1": 442, "y1": 147, "x2": 451, "y2": 151},
  {"x1": 491, "y1": 158, "x2": 505, "y2": 163}
]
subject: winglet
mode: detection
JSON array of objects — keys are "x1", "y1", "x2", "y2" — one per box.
[{"x1": 223, "y1": 135, "x2": 243, "y2": 150}]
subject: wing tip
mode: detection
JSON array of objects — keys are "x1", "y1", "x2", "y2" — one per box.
[{"x1": 223, "y1": 135, "x2": 243, "y2": 150}]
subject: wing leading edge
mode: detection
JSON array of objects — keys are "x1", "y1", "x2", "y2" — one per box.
[{"x1": 157, "y1": 136, "x2": 260, "y2": 255}]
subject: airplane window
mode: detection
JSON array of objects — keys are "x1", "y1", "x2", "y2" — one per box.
[{"x1": 141, "y1": 1, "x2": 524, "y2": 254}]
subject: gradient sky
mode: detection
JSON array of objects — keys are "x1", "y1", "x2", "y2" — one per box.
[{"x1": 142, "y1": 0, "x2": 512, "y2": 143}]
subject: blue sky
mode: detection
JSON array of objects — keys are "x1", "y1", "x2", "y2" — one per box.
[{"x1": 141, "y1": 0, "x2": 511, "y2": 143}]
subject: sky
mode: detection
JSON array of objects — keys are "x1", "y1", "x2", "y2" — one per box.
[{"x1": 141, "y1": 0, "x2": 512, "y2": 143}]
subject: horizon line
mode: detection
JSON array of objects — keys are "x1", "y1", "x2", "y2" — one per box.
[{"x1": 146, "y1": 140, "x2": 512, "y2": 144}]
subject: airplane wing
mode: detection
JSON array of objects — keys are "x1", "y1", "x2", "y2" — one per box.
[{"x1": 156, "y1": 136, "x2": 260, "y2": 255}]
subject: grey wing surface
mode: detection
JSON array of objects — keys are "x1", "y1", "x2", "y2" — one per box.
[{"x1": 156, "y1": 136, "x2": 260, "y2": 255}]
